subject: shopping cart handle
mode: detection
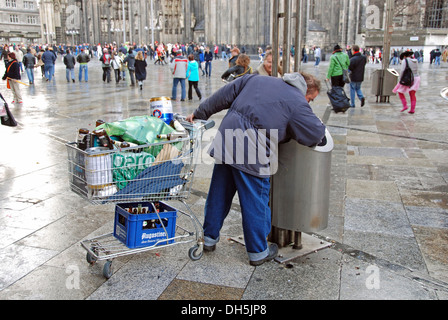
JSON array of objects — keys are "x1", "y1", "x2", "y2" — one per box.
[
  {"x1": 202, "y1": 119, "x2": 215, "y2": 130},
  {"x1": 174, "y1": 113, "x2": 215, "y2": 130}
]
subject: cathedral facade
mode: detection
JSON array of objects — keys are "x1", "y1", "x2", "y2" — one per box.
[{"x1": 35, "y1": 0, "x2": 448, "y2": 54}]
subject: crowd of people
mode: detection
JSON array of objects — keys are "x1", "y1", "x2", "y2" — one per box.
[
  {"x1": 0, "y1": 41, "x2": 264, "y2": 103},
  {"x1": 1, "y1": 40, "x2": 444, "y2": 111}
]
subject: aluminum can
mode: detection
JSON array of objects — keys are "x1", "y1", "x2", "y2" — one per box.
[{"x1": 150, "y1": 97, "x2": 173, "y2": 125}]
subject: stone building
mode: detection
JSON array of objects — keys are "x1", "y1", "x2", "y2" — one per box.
[
  {"x1": 30, "y1": 0, "x2": 448, "y2": 58},
  {"x1": 0, "y1": 0, "x2": 41, "y2": 44}
]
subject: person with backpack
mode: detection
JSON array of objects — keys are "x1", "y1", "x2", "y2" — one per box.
[
  {"x1": 100, "y1": 48, "x2": 112, "y2": 83},
  {"x1": 392, "y1": 51, "x2": 420, "y2": 114},
  {"x1": 326, "y1": 44, "x2": 350, "y2": 87}
]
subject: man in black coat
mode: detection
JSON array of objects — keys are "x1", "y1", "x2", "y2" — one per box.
[
  {"x1": 348, "y1": 45, "x2": 367, "y2": 107},
  {"x1": 23, "y1": 48, "x2": 36, "y2": 84},
  {"x1": 63, "y1": 49, "x2": 76, "y2": 83}
]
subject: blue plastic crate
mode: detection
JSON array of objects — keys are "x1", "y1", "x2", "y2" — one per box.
[{"x1": 113, "y1": 201, "x2": 177, "y2": 249}]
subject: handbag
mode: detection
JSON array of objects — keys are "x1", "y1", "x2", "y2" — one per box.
[
  {"x1": 0, "y1": 92, "x2": 17, "y2": 127},
  {"x1": 399, "y1": 58, "x2": 414, "y2": 87},
  {"x1": 335, "y1": 56, "x2": 351, "y2": 84}
]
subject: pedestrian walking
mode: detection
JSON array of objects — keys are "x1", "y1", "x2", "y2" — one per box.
[
  {"x1": 214, "y1": 45, "x2": 219, "y2": 60},
  {"x1": 326, "y1": 44, "x2": 350, "y2": 87},
  {"x1": 100, "y1": 48, "x2": 112, "y2": 83},
  {"x1": 186, "y1": 54, "x2": 202, "y2": 100},
  {"x1": 393, "y1": 51, "x2": 421, "y2": 114},
  {"x1": 314, "y1": 46, "x2": 321, "y2": 67},
  {"x1": 14, "y1": 46, "x2": 24, "y2": 73},
  {"x1": 134, "y1": 51, "x2": 147, "y2": 90},
  {"x1": 76, "y1": 48, "x2": 90, "y2": 82},
  {"x1": 41, "y1": 47, "x2": 56, "y2": 81},
  {"x1": 111, "y1": 51, "x2": 122, "y2": 84},
  {"x1": 2, "y1": 52, "x2": 23, "y2": 103},
  {"x1": 170, "y1": 51, "x2": 188, "y2": 101},
  {"x1": 36, "y1": 49, "x2": 45, "y2": 78},
  {"x1": 185, "y1": 72, "x2": 325, "y2": 266},
  {"x1": 63, "y1": 49, "x2": 76, "y2": 83},
  {"x1": 23, "y1": 48, "x2": 36, "y2": 84},
  {"x1": 348, "y1": 45, "x2": 367, "y2": 108},
  {"x1": 204, "y1": 47, "x2": 213, "y2": 77},
  {"x1": 1, "y1": 45, "x2": 9, "y2": 67},
  {"x1": 123, "y1": 49, "x2": 136, "y2": 86}
]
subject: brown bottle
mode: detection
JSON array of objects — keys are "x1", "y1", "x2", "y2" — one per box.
[
  {"x1": 77, "y1": 128, "x2": 90, "y2": 150},
  {"x1": 96, "y1": 119, "x2": 105, "y2": 127},
  {"x1": 93, "y1": 128, "x2": 114, "y2": 149}
]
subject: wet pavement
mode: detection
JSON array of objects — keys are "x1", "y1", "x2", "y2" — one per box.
[{"x1": 0, "y1": 54, "x2": 447, "y2": 302}]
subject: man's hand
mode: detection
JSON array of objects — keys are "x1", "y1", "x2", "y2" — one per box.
[{"x1": 185, "y1": 113, "x2": 195, "y2": 123}]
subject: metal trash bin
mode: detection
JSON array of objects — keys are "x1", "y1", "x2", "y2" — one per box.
[
  {"x1": 371, "y1": 68, "x2": 399, "y2": 102},
  {"x1": 270, "y1": 128, "x2": 333, "y2": 235}
]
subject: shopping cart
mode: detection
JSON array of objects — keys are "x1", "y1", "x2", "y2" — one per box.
[{"x1": 66, "y1": 115, "x2": 214, "y2": 279}]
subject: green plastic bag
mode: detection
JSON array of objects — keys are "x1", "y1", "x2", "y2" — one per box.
[
  {"x1": 96, "y1": 115, "x2": 180, "y2": 156},
  {"x1": 111, "y1": 151, "x2": 156, "y2": 189}
]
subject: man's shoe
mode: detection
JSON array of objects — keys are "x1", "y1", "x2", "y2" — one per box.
[
  {"x1": 361, "y1": 97, "x2": 365, "y2": 107},
  {"x1": 72, "y1": 79, "x2": 75, "y2": 83},
  {"x1": 204, "y1": 244, "x2": 216, "y2": 252},
  {"x1": 249, "y1": 244, "x2": 278, "y2": 266}
]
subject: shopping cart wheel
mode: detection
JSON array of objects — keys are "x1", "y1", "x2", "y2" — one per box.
[
  {"x1": 103, "y1": 261, "x2": 113, "y2": 279},
  {"x1": 86, "y1": 252, "x2": 97, "y2": 265},
  {"x1": 188, "y1": 245, "x2": 203, "y2": 261}
]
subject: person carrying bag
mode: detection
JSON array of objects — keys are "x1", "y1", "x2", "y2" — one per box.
[
  {"x1": 392, "y1": 51, "x2": 420, "y2": 114},
  {"x1": 0, "y1": 92, "x2": 17, "y2": 127}
]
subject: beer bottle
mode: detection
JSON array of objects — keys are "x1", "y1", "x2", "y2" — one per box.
[
  {"x1": 96, "y1": 119, "x2": 105, "y2": 127},
  {"x1": 157, "y1": 131, "x2": 188, "y2": 140},
  {"x1": 112, "y1": 140, "x2": 138, "y2": 148},
  {"x1": 93, "y1": 128, "x2": 114, "y2": 150},
  {"x1": 77, "y1": 128, "x2": 90, "y2": 150}
]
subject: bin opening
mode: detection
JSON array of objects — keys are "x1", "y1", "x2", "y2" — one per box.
[{"x1": 317, "y1": 136, "x2": 327, "y2": 147}]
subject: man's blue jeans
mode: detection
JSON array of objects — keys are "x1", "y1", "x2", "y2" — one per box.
[
  {"x1": 25, "y1": 67, "x2": 34, "y2": 83},
  {"x1": 79, "y1": 64, "x2": 88, "y2": 81},
  {"x1": 171, "y1": 78, "x2": 186, "y2": 100},
  {"x1": 314, "y1": 57, "x2": 321, "y2": 66},
  {"x1": 203, "y1": 164, "x2": 271, "y2": 261},
  {"x1": 350, "y1": 81, "x2": 364, "y2": 107},
  {"x1": 205, "y1": 61, "x2": 212, "y2": 76},
  {"x1": 66, "y1": 68, "x2": 75, "y2": 82},
  {"x1": 44, "y1": 64, "x2": 54, "y2": 81}
]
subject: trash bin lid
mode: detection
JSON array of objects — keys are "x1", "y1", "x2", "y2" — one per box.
[
  {"x1": 311, "y1": 128, "x2": 333, "y2": 153},
  {"x1": 441, "y1": 87, "x2": 448, "y2": 101},
  {"x1": 387, "y1": 68, "x2": 400, "y2": 77}
]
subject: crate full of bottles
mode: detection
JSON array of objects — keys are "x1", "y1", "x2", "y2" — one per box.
[{"x1": 114, "y1": 201, "x2": 177, "y2": 249}]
